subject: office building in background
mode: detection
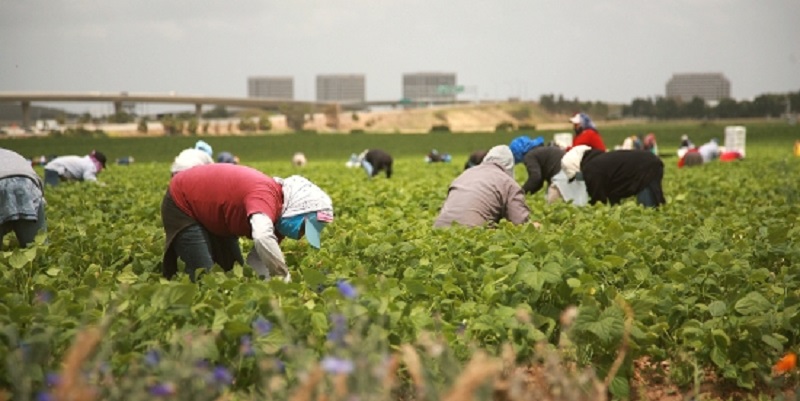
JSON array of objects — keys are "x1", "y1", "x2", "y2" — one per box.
[
  {"x1": 248, "y1": 76, "x2": 294, "y2": 100},
  {"x1": 316, "y1": 74, "x2": 366, "y2": 103},
  {"x1": 402, "y1": 72, "x2": 458, "y2": 102},
  {"x1": 666, "y1": 73, "x2": 731, "y2": 103}
]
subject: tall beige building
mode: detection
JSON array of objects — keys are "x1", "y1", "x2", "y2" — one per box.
[
  {"x1": 666, "y1": 73, "x2": 731, "y2": 103},
  {"x1": 402, "y1": 72, "x2": 457, "y2": 102},
  {"x1": 316, "y1": 74, "x2": 366, "y2": 103},
  {"x1": 247, "y1": 76, "x2": 294, "y2": 100}
]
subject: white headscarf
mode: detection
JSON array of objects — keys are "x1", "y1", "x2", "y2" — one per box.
[
  {"x1": 481, "y1": 145, "x2": 515, "y2": 178},
  {"x1": 561, "y1": 145, "x2": 591, "y2": 180},
  {"x1": 275, "y1": 175, "x2": 334, "y2": 218}
]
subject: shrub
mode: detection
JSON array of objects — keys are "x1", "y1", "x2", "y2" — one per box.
[
  {"x1": 495, "y1": 121, "x2": 516, "y2": 132},
  {"x1": 429, "y1": 124, "x2": 451, "y2": 133}
]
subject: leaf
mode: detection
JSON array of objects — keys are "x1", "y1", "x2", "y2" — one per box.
[
  {"x1": 302, "y1": 268, "x2": 327, "y2": 286},
  {"x1": 734, "y1": 292, "x2": 772, "y2": 315},
  {"x1": 566, "y1": 278, "x2": 581, "y2": 288},
  {"x1": 710, "y1": 346, "x2": 727, "y2": 368},
  {"x1": 761, "y1": 334, "x2": 784, "y2": 352},
  {"x1": 711, "y1": 329, "x2": 730, "y2": 348},
  {"x1": 608, "y1": 375, "x2": 630, "y2": 399},
  {"x1": 116, "y1": 270, "x2": 138, "y2": 284},
  {"x1": 212, "y1": 310, "x2": 228, "y2": 333},
  {"x1": 708, "y1": 300, "x2": 727, "y2": 317},
  {"x1": 8, "y1": 248, "x2": 36, "y2": 269},
  {"x1": 310, "y1": 312, "x2": 327, "y2": 336}
]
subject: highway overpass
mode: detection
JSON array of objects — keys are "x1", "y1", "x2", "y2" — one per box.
[{"x1": 0, "y1": 92, "x2": 469, "y2": 128}]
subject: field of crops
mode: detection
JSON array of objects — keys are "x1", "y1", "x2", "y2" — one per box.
[{"x1": 1, "y1": 121, "x2": 799, "y2": 400}]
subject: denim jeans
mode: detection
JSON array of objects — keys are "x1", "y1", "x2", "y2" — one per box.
[
  {"x1": 636, "y1": 188, "x2": 656, "y2": 207},
  {"x1": 0, "y1": 202, "x2": 47, "y2": 250},
  {"x1": 172, "y1": 224, "x2": 215, "y2": 281},
  {"x1": 172, "y1": 224, "x2": 242, "y2": 281},
  {"x1": 44, "y1": 169, "x2": 61, "y2": 187}
]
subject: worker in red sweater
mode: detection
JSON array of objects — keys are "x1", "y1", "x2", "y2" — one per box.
[
  {"x1": 161, "y1": 164, "x2": 334, "y2": 282},
  {"x1": 569, "y1": 113, "x2": 606, "y2": 151}
]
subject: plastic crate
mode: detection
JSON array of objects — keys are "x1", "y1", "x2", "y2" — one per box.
[
  {"x1": 553, "y1": 132, "x2": 573, "y2": 149},
  {"x1": 724, "y1": 126, "x2": 746, "y2": 157}
]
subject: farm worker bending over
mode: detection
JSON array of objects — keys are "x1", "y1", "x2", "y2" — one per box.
[
  {"x1": 359, "y1": 149, "x2": 393, "y2": 178},
  {"x1": 217, "y1": 151, "x2": 240, "y2": 164},
  {"x1": 678, "y1": 148, "x2": 703, "y2": 168},
  {"x1": 569, "y1": 113, "x2": 606, "y2": 151},
  {"x1": 509, "y1": 135, "x2": 563, "y2": 195},
  {"x1": 561, "y1": 146, "x2": 666, "y2": 208},
  {"x1": 434, "y1": 145, "x2": 537, "y2": 228},
  {"x1": 463, "y1": 149, "x2": 488, "y2": 170},
  {"x1": 0, "y1": 148, "x2": 47, "y2": 250},
  {"x1": 171, "y1": 140, "x2": 214, "y2": 176},
  {"x1": 697, "y1": 139, "x2": 721, "y2": 163},
  {"x1": 161, "y1": 163, "x2": 334, "y2": 281},
  {"x1": 509, "y1": 135, "x2": 589, "y2": 205},
  {"x1": 43, "y1": 150, "x2": 107, "y2": 186}
]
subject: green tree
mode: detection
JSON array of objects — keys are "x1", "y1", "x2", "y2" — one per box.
[
  {"x1": 258, "y1": 117, "x2": 272, "y2": 132},
  {"x1": 683, "y1": 97, "x2": 707, "y2": 119},
  {"x1": 187, "y1": 118, "x2": 199, "y2": 135},
  {"x1": 654, "y1": 97, "x2": 679, "y2": 119},
  {"x1": 714, "y1": 98, "x2": 740, "y2": 118},
  {"x1": 137, "y1": 118, "x2": 148, "y2": 134},
  {"x1": 203, "y1": 105, "x2": 231, "y2": 118}
]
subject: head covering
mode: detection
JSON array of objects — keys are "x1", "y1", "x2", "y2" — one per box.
[
  {"x1": 194, "y1": 140, "x2": 213, "y2": 156},
  {"x1": 644, "y1": 133, "x2": 657, "y2": 147},
  {"x1": 569, "y1": 113, "x2": 597, "y2": 131},
  {"x1": 90, "y1": 150, "x2": 107, "y2": 169},
  {"x1": 561, "y1": 145, "x2": 591, "y2": 180},
  {"x1": 481, "y1": 145, "x2": 515, "y2": 178},
  {"x1": 217, "y1": 151, "x2": 236, "y2": 163},
  {"x1": 276, "y1": 175, "x2": 334, "y2": 248},
  {"x1": 509, "y1": 135, "x2": 545, "y2": 164}
]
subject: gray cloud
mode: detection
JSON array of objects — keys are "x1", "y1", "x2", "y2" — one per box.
[{"x1": 1, "y1": 0, "x2": 798, "y2": 112}]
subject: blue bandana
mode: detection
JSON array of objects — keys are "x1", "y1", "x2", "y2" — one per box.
[
  {"x1": 509, "y1": 135, "x2": 545, "y2": 164},
  {"x1": 277, "y1": 214, "x2": 306, "y2": 239}
]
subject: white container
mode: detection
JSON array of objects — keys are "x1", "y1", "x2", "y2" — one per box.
[
  {"x1": 724, "y1": 126, "x2": 746, "y2": 157},
  {"x1": 553, "y1": 132, "x2": 573, "y2": 149}
]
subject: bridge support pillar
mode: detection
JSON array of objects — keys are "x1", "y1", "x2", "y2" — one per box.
[
  {"x1": 113, "y1": 101, "x2": 122, "y2": 115},
  {"x1": 323, "y1": 104, "x2": 341, "y2": 130},
  {"x1": 21, "y1": 101, "x2": 30, "y2": 129},
  {"x1": 195, "y1": 104, "x2": 202, "y2": 120}
]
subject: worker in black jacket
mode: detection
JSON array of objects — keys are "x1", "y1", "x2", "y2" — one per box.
[
  {"x1": 359, "y1": 149, "x2": 393, "y2": 178},
  {"x1": 509, "y1": 135, "x2": 564, "y2": 195},
  {"x1": 562, "y1": 146, "x2": 666, "y2": 207}
]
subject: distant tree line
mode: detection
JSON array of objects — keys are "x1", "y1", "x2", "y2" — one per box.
[
  {"x1": 538, "y1": 94, "x2": 610, "y2": 119},
  {"x1": 539, "y1": 90, "x2": 800, "y2": 120}
]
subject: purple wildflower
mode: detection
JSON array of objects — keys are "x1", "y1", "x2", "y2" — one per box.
[
  {"x1": 149, "y1": 382, "x2": 176, "y2": 397},
  {"x1": 144, "y1": 349, "x2": 160, "y2": 367},
  {"x1": 275, "y1": 359, "x2": 286, "y2": 373},
  {"x1": 239, "y1": 335, "x2": 254, "y2": 357},
  {"x1": 45, "y1": 372, "x2": 60, "y2": 387},
  {"x1": 35, "y1": 290, "x2": 52, "y2": 304},
  {"x1": 195, "y1": 359, "x2": 210, "y2": 371},
  {"x1": 253, "y1": 316, "x2": 272, "y2": 336},
  {"x1": 212, "y1": 366, "x2": 233, "y2": 385},
  {"x1": 321, "y1": 356, "x2": 354, "y2": 374},
  {"x1": 327, "y1": 314, "x2": 347, "y2": 345},
  {"x1": 36, "y1": 392, "x2": 54, "y2": 401},
  {"x1": 336, "y1": 280, "x2": 358, "y2": 299}
]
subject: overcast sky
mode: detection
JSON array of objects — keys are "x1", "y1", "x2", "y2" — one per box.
[{"x1": 1, "y1": 0, "x2": 798, "y2": 114}]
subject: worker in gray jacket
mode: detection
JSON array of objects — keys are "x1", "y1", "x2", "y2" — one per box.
[
  {"x1": 43, "y1": 150, "x2": 107, "y2": 186},
  {"x1": 0, "y1": 148, "x2": 46, "y2": 249},
  {"x1": 434, "y1": 145, "x2": 535, "y2": 228}
]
